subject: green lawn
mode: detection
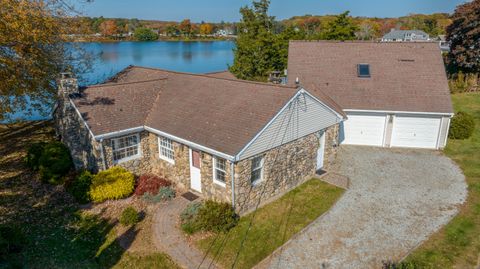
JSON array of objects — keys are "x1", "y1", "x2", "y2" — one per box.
[
  {"x1": 195, "y1": 179, "x2": 344, "y2": 269},
  {"x1": 405, "y1": 92, "x2": 480, "y2": 268},
  {"x1": 0, "y1": 121, "x2": 179, "y2": 269}
]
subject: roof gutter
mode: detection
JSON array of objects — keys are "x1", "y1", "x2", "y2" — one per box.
[{"x1": 343, "y1": 109, "x2": 454, "y2": 117}]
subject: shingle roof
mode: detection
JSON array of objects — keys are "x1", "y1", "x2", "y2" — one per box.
[
  {"x1": 287, "y1": 41, "x2": 453, "y2": 114},
  {"x1": 205, "y1": 70, "x2": 237, "y2": 80},
  {"x1": 72, "y1": 66, "x2": 300, "y2": 156}
]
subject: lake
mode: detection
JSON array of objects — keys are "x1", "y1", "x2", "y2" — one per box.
[{"x1": 6, "y1": 41, "x2": 235, "y2": 122}]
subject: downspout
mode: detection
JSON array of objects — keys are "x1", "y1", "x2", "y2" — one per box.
[
  {"x1": 99, "y1": 138, "x2": 107, "y2": 171},
  {"x1": 230, "y1": 161, "x2": 235, "y2": 209}
]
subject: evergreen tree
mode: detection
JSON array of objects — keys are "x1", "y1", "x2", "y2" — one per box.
[{"x1": 322, "y1": 11, "x2": 358, "y2": 41}]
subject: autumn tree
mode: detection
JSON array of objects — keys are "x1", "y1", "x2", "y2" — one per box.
[
  {"x1": 322, "y1": 11, "x2": 358, "y2": 41},
  {"x1": 179, "y1": 19, "x2": 193, "y2": 37},
  {"x1": 100, "y1": 20, "x2": 118, "y2": 37},
  {"x1": 447, "y1": 0, "x2": 480, "y2": 74},
  {"x1": 199, "y1": 23, "x2": 213, "y2": 35},
  {"x1": 0, "y1": 0, "x2": 91, "y2": 121}
]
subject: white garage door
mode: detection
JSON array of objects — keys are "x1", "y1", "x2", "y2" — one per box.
[
  {"x1": 391, "y1": 116, "x2": 441, "y2": 149},
  {"x1": 342, "y1": 113, "x2": 386, "y2": 146}
]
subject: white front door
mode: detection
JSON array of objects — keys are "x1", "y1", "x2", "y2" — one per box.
[
  {"x1": 342, "y1": 113, "x2": 387, "y2": 146},
  {"x1": 189, "y1": 148, "x2": 202, "y2": 192},
  {"x1": 391, "y1": 116, "x2": 441, "y2": 149},
  {"x1": 317, "y1": 131, "x2": 326, "y2": 171}
]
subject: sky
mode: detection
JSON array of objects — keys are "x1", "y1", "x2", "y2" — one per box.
[{"x1": 81, "y1": 0, "x2": 468, "y2": 22}]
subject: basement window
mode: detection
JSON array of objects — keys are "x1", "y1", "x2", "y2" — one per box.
[
  {"x1": 250, "y1": 155, "x2": 264, "y2": 185},
  {"x1": 357, "y1": 64, "x2": 371, "y2": 78}
]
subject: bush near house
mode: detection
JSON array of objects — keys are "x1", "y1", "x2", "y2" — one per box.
[
  {"x1": 119, "y1": 207, "x2": 140, "y2": 226},
  {"x1": 448, "y1": 111, "x2": 475, "y2": 139},
  {"x1": 134, "y1": 174, "x2": 171, "y2": 196},
  {"x1": 25, "y1": 141, "x2": 72, "y2": 184},
  {"x1": 89, "y1": 167, "x2": 135, "y2": 203},
  {"x1": 181, "y1": 200, "x2": 238, "y2": 234},
  {"x1": 143, "y1": 186, "x2": 176, "y2": 203},
  {"x1": 66, "y1": 171, "x2": 94, "y2": 204}
]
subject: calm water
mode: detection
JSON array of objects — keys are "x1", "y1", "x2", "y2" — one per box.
[{"x1": 7, "y1": 41, "x2": 235, "y2": 122}]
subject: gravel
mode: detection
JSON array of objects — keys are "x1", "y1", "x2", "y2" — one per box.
[{"x1": 258, "y1": 146, "x2": 467, "y2": 269}]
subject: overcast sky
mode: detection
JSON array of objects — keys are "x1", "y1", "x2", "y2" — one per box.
[{"x1": 81, "y1": 0, "x2": 467, "y2": 22}]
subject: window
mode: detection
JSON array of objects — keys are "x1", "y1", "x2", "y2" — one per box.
[
  {"x1": 357, "y1": 64, "x2": 370, "y2": 78},
  {"x1": 250, "y1": 155, "x2": 264, "y2": 185},
  {"x1": 111, "y1": 134, "x2": 140, "y2": 162},
  {"x1": 159, "y1": 137, "x2": 175, "y2": 163},
  {"x1": 213, "y1": 157, "x2": 227, "y2": 186}
]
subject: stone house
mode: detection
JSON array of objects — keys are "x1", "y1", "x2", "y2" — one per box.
[{"x1": 54, "y1": 66, "x2": 344, "y2": 213}]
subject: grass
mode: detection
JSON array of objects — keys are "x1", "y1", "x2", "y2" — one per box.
[
  {"x1": 195, "y1": 178, "x2": 344, "y2": 269},
  {"x1": 405, "y1": 92, "x2": 480, "y2": 268},
  {"x1": 0, "y1": 121, "x2": 179, "y2": 269}
]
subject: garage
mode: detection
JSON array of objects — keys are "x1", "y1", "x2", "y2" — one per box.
[
  {"x1": 391, "y1": 115, "x2": 442, "y2": 149},
  {"x1": 342, "y1": 113, "x2": 386, "y2": 146}
]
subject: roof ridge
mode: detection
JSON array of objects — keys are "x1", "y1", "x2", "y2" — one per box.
[
  {"x1": 87, "y1": 77, "x2": 168, "y2": 88},
  {"x1": 204, "y1": 70, "x2": 231, "y2": 75},
  {"x1": 144, "y1": 82, "x2": 165, "y2": 127},
  {"x1": 130, "y1": 65, "x2": 299, "y2": 89}
]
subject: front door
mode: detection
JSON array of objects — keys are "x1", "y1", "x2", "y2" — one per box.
[
  {"x1": 317, "y1": 131, "x2": 326, "y2": 171},
  {"x1": 189, "y1": 148, "x2": 202, "y2": 192}
]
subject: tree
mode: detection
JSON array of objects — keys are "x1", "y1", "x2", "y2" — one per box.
[
  {"x1": 165, "y1": 24, "x2": 179, "y2": 37},
  {"x1": 134, "y1": 27, "x2": 158, "y2": 41},
  {"x1": 322, "y1": 11, "x2": 358, "y2": 41},
  {"x1": 0, "y1": 0, "x2": 91, "y2": 121},
  {"x1": 229, "y1": 0, "x2": 281, "y2": 81},
  {"x1": 179, "y1": 19, "x2": 193, "y2": 37},
  {"x1": 100, "y1": 20, "x2": 117, "y2": 37},
  {"x1": 199, "y1": 23, "x2": 213, "y2": 35},
  {"x1": 447, "y1": 0, "x2": 480, "y2": 74}
]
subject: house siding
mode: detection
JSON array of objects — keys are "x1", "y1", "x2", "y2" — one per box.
[{"x1": 238, "y1": 92, "x2": 341, "y2": 160}]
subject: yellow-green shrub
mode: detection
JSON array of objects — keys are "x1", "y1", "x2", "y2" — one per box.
[{"x1": 89, "y1": 167, "x2": 135, "y2": 203}]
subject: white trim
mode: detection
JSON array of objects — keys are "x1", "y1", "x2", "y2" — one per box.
[
  {"x1": 344, "y1": 109, "x2": 454, "y2": 117},
  {"x1": 443, "y1": 117, "x2": 452, "y2": 147},
  {"x1": 145, "y1": 126, "x2": 235, "y2": 161},
  {"x1": 212, "y1": 157, "x2": 227, "y2": 188},
  {"x1": 235, "y1": 88, "x2": 344, "y2": 161},
  {"x1": 111, "y1": 133, "x2": 142, "y2": 164},
  {"x1": 95, "y1": 126, "x2": 145, "y2": 140},
  {"x1": 158, "y1": 136, "x2": 175, "y2": 165},
  {"x1": 68, "y1": 98, "x2": 96, "y2": 139}
]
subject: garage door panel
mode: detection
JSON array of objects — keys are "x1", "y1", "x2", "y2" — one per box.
[
  {"x1": 343, "y1": 114, "x2": 386, "y2": 146},
  {"x1": 391, "y1": 116, "x2": 441, "y2": 149}
]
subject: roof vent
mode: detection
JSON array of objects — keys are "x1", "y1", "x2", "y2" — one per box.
[{"x1": 357, "y1": 64, "x2": 370, "y2": 78}]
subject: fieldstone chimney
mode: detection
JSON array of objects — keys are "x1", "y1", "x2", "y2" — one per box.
[{"x1": 57, "y1": 72, "x2": 79, "y2": 96}]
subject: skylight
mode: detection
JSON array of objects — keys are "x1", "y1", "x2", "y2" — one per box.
[{"x1": 357, "y1": 64, "x2": 370, "y2": 78}]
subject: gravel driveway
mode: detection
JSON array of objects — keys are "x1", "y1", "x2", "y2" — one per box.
[{"x1": 258, "y1": 146, "x2": 467, "y2": 269}]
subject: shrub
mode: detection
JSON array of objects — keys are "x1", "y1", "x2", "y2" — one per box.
[
  {"x1": 25, "y1": 142, "x2": 46, "y2": 170},
  {"x1": 449, "y1": 111, "x2": 475, "y2": 139},
  {"x1": 134, "y1": 174, "x2": 171, "y2": 196},
  {"x1": 89, "y1": 167, "x2": 135, "y2": 203},
  {"x1": 119, "y1": 207, "x2": 139, "y2": 226},
  {"x1": 133, "y1": 27, "x2": 159, "y2": 41},
  {"x1": 382, "y1": 260, "x2": 418, "y2": 269},
  {"x1": 67, "y1": 171, "x2": 93, "y2": 204},
  {"x1": 0, "y1": 225, "x2": 25, "y2": 260},
  {"x1": 180, "y1": 202, "x2": 203, "y2": 234},
  {"x1": 196, "y1": 200, "x2": 238, "y2": 233},
  {"x1": 142, "y1": 186, "x2": 176, "y2": 203},
  {"x1": 37, "y1": 142, "x2": 73, "y2": 184}
]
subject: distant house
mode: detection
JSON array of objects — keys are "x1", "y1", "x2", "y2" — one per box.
[
  {"x1": 381, "y1": 29, "x2": 431, "y2": 42},
  {"x1": 215, "y1": 28, "x2": 234, "y2": 37},
  {"x1": 438, "y1": 35, "x2": 450, "y2": 52}
]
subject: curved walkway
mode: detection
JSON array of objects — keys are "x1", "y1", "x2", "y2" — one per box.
[
  {"x1": 258, "y1": 146, "x2": 467, "y2": 269},
  {"x1": 153, "y1": 197, "x2": 219, "y2": 269}
]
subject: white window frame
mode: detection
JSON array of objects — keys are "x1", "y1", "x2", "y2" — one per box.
[
  {"x1": 111, "y1": 134, "x2": 141, "y2": 164},
  {"x1": 158, "y1": 136, "x2": 175, "y2": 164},
  {"x1": 250, "y1": 155, "x2": 264, "y2": 186},
  {"x1": 212, "y1": 157, "x2": 227, "y2": 187}
]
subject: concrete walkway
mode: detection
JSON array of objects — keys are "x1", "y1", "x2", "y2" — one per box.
[
  {"x1": 257, "y1": 146, "x2": 467, "y2": 269},
  {"x1": 153, "y1": 197, "x2": 219, "y2": 269}
]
